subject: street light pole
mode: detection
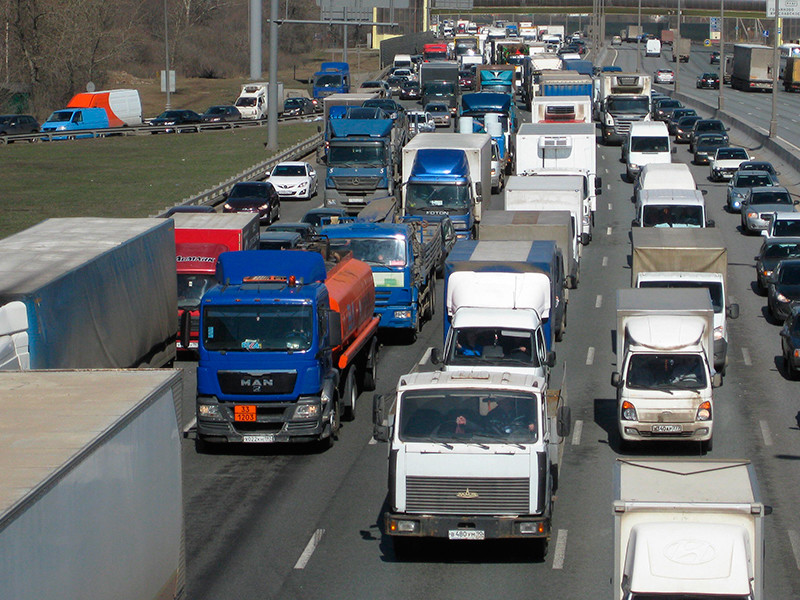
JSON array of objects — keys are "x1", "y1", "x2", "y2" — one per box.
[
  {"x1": 718, "y1": 0, "x2": 725, "y2": 111},
  {"x1": 675, "y1": 0, "x2": 682, "y2": 93},
  {"x1": 770, "y1": 16, "x2": 780, "y2": 137},
  {"x1": 637, "y1": 0, "x2": 642, "y2": 71},
  {"x1": 164, "y1": 0, "x2": 170, "y2": 109}
]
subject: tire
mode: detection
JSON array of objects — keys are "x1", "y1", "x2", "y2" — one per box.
[
  {"x1": 392, "y1": 536, "x2": 417, "y2": 560},
  {"x1": 319, "y1": 397, "x2": 340, "y2": 451},
  {"x1": 701, "y1": 437, "x2": 713, "y2": 454},
  {"x1": 361, "y1": 338, "x2": 378, "y2": 391},
  {"x1": 194, "y1": 436, "x2": 219, "y2": 454},
  {"x1": 341, "y1": 368, "x2": 358, "y2": 421},
  {"x1": 407, "y1": 312, "x2": 420, "y2": 343},
  {"x1": 423, "y1": 278, "x2": 436, "y2": 321}
]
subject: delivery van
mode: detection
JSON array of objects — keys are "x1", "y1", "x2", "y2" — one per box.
[
  {"x1": 40, "y1": 108, "x2": 110, "y2": 140},
  {"x1": 624, "y1": 121, "x2": 674, "y2": 182},
  {"x1": 66, "y1": 89, "x2": 143, "y2": 127}
]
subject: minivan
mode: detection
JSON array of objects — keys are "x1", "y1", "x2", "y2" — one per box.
[
  {"x1": 40, "y1": 108, "x2": 109, "y2": 140},
  {"x1": 624, "y1": 121, "x2": 674, "y2": 182},
  {"x1": 634, "y1": 162, "x2": 698, "y2": 203}
]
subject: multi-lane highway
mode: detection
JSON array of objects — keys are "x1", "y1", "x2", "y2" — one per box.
[{"x1": 177, "y1": 44, "x2": 800, "y2": 599}]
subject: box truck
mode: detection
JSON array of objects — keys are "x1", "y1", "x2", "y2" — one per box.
[{"x1": 66, "y1": 89, "x2": 143, "y2": 126}]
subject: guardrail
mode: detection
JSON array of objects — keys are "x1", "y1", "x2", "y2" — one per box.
[{"x1": 155, "y1": 132, "x2": 323, "y2": 216}]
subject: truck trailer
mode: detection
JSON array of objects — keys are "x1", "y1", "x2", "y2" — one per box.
[
  {"x1": 0, "y1": 218, "x2": 177, "y2": 370},
  {"x1": 731, "y1": 44, "x2": 773, "y2": 92},
  {"x1": 66, "y1": 89, "x2": 143, "y2": 126}
]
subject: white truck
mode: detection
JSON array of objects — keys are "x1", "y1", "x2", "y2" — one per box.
[
  {"x1": 597, "y1": 72, "x2": 652, "y2": 144},
  {"x1": 645, "y1": 38, "x2": 661, "y2": 57},
  {"x1": 504, "y1": 174, "x2": 594, "y2": 246},
  {"x1": 632, "y1": 228, "x2": 739, "y2": 374},
  {"x1": 614, "y1": 458, "x2": 767, "y2": 600},
  {"x1": 633, "y1": 188, "x2": 712, "y2": 229},
  {"x1": 0, "y1": 369, "x2": 185, "y2": 600},
  {"x1": 530, "y1": 95, "x2": 591, "y2": 123},
  {"x1": 234, "y1": 81, "x2": 284, "y2": 119},
  {"x1": 480, "y1": 208, "x2": 582, "y2": 288},
  {"x1": 611, "y1": 288, "x2": 720, "y2": 452},
  {"x1": 372, "y1": 370, "x2": 570, "y2": 556}
]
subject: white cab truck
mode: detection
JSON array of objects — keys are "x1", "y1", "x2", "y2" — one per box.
[
  {"x1": 235, "y1": 81, "x2": 284, "y2": 119},
  {"x1": 373, "y1": 370, "x2": 570, "y2": 554},
  {"x1": 432, "y1": 271, "x2": 556, "y2": 382},
  {"x1": 597, "y1": 72, "x2": 652, "y2": 144},
  {"x1": 632, "y1": 228, "x2": 739, "y2": 374},
  {"x1": 611, "y1": 288, "x2": 720, "y2": 452},
  {"x1": 0, "y1": 369, "x2": 185, "y2": 600},
  {"x1": 614, "y1": 458, "x2": 767, "y2": 600},
  {"x1": 633, "y1": 188, "x2": 713, "y2": 229},
  {"x1": 530, "y1": 95, "x2": 591, "y2": 123},
  {"x1": 480, "y1": 208, "x2": 581, "y2": 288},
  {"x1": 504, "y1": 174, "x2": 594, "y2": 246}
]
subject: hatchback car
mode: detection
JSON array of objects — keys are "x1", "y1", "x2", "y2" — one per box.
[
  {"x1": 710, "y1": 51, "x2": 720, "y2": 64},
  {"x1": 425, "y1": 102, "x2": 452, "y2": 127},
  {"x1": 696, "y1": 73, "x2": 720, "y2": 89},
  {"x1": 282, "y1": 97, "x2": 315, "y2": 117},
  {"x1": 654, "y1": 69, "x2": 675, "y2": 84},
  {"x1": 667, "y1": 108, "x2": 697, "y2": 135},
  {"x1": 200, "y1": 105, "x2": 240, "y2": 125},
  {"x1": 689, "y1": 119, "x2": 728, "y2": 152},
  {"x1": 268, "y1": 161, "x2": 317, "y2": 199},
  {"x1": 710, "y1": 147, "x2": 750, "y2": 181},
  {"x1": 652, "y1": 98, "x2": 682, "y2": 121},
  {"x1": 741, "y1": 186, "x2": 795, "y2": 234},
  {"x1": 222, "y1": 181, "x2": 280, "y2": 224},
  {"x1": 399, "y1": 80, "x2": 421, "y2": 101},
  {"x1": 727, "y1": 170, "x2": 779, "y2": 212},
  {"x1": 693, "y1": 133, "x2": 729, "y2": 165},
  {"x1": 779, "y1": 305, "x2": 800, "y2": 378},
  {"x1": 755, "y1": 237, "x2": 800, "y2": 294},
  {"x1": 767, "y1": 258, "x2": 800, "y2": 322},
  {"x1": 674, "y1": 115, "x2": 702, "y2": 143},
  {"x1": 150, "y1": 109, "x2": 202, "y2": 132},
  {"x1": 0, "y1": 114, "x2": 40, "y2": 137}
]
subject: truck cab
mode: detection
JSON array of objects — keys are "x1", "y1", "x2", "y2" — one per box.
[
  {"x1": 598, "y1": 73, "x2": 652, "y2": 144},
  {"x1": 633, "y1": 189, "x2": 711, "y2": 228},
  {"x1": 313, "y1": 62, "x2": 351, "y2": 100}
]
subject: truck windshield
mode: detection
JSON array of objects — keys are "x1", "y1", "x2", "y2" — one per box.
[
  {"x1": 626, "y1": 353, "x2": 707, "y2": 390},
  {"x1": 315, "y1": 74, "x2": 343, "y2": 87},
  {"x1": 235, "y1": 98, "x2": 256, "y2": 107},
  {"x1": 327, "y1": 144, "x2": 386, "y2": 167},
  {"x1": 47, "y1": 111, "x2": 74, "y2": 123},
  {"x1": 630, "y1": 136, "x2": 670, "y2": 152},
  {"x1": 407, "y1": 182, "x2": 470, "y2": 214},
  {"x1": 202, "y1": 304, "x2": 313, "y2": 352},
  {"x1": 424, "y1": 82, "x2": 456, "y2": 95},
  {"x1": 178, "y1": 274, "x2": 218, "y2": 309},
  {"x1": 642, "y1": 205, "x2": 704, "y2": 228},
  {"x1": 398, "y1": 389, "x2": 539, "y2": 444},
  {"x1": 606, "y1": 97, "x2": 650, "y2": 114},
  {"x1": 328, "y1": 237, "x2": 406, "y2": 267},
  {"x1": 639, "y1": 281, "x2": 723, "y2": 313},
  {"x1": 446, "y1": 327, "x2": 540, "y2": 367}
]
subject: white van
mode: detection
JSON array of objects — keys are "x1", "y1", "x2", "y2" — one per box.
[
  {"x1": 393, "y1": 54, "x2": 413, "y2": 71},
  {"x1": 645, "y1": 38, "x2": 661, "y2": 57},
  {"x1": 624, "y1": 121, "x2": 673, "y2": 182},
  {"x1": 635, "y1": 162, "x2": 696, "y2": 197},
  {"x1": 634, "y1": 189, "x2": 712, "y2": 228}
]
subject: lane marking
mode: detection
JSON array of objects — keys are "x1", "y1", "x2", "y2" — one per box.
[
  {"x1": 571, "y1": 419, "x2": 583, "y2": 445},
  {"x1": 294, "y1": 528, "x2": 325, "y2": 569},
  {"x1": 742, "y1": 347, "x2": 752, "y2": 366},
  {"x1": 586, "y1": 347, "x2": 595, "y2": 366},
  {"x1": 552, "y1": 529, "x2": 568, "y2": 569},
  {"x1": 604, "y1": 167, "x2": 609, "y2": 174},
  {"x1": 595, "y1": 295, "x2": 602, "y2": 308},
  {"x1": 602, "y1": 256, "x2": 609, "y2": 267},
  {"x1": 418, "y1": 346, "x2": 432, "y2": 366},
  {"x1": 608, "y1": 202, "x2": 613, "y2": 210},
  {"x1": 606, "y1": 226, "x2": 612, "y2": 236},
  {"x1": 183, "y1": 417, "x2": 197, "y2": 435},
  {"x1": 760, "y1": 420, "x2": 774, "y2": 446},
  {"x1": 788, "y1": 530, "x2": 800, "y2": 570}
]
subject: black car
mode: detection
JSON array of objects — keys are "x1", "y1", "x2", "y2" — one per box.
[
  {"x1": 755, "y1": 237, "x2": 800, "y2": 294},
  {"x1": 780, "y1": 305, "x2": 800, "y2": 378},
  {"x1": 738, "y1": 160, "x2": 780, "y2": 180},
  {"x1": 283, "y1": 97, "x2": 315, "y2": 117},
  {"x1": 265, "y1": 221, "x2": 317, "y2": 240},
  {"x1": 0, "y1": 114, "x2": 40, "y2": 137},
  {"x1": 666, "y1": 108, "x2": 697, "y2": 135},
  {"x1": 693, "y1": 133, "x2": 729, "y2": 165},
  {"x1": 385, "y1": 76, "x2": 408, "y2": 95},
  {"x1": 150, "y1": 109, "x2": 202, "y2": 132},
  {"x1": 652, "y1": 98, "x2": 682, "y2": 121},
  {"x1": 222, "y1": 181, "x2": 280, "y2": 224},
  {"x1": 301, "y1": 207, "x2": 348, "y2": 227},
  {"x1": 710, "y1": 51, "x2": 720, "y2": 64},
  {"x1": 674, "y1": 115, "x2": 702, "y2": 143},
  {"x1": 200, "y1": 105, "x2": 241, "y2": 124},
  {"x1": 768, "y1": 258, "x2": 800, "y2": 323},
  {"x1": 398, "y1": 80, "x2": 421, "y2": 101},
  {"x1": 696, "y1": 73, "x2": 720, "y2": 89},
  {"x1": 689, "y1": 119, "x2": 728, "y2": 152},
  {"x1": 362, "y1": 98, "x2": 407, "y2": 131}
]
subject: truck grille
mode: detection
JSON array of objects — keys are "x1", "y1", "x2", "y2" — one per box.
[
  {"x1": 217, "y1": 370, "x2": 297, "y2": 395},
  {"x1": 613, "y1": 116, "x2": 644, "y2": 135},
  {"x1": 332, "y1": 176, "x2": 380, "y2": 191},
  {"x1": 405, "y1": 476, "x2": 529, "y2": 514},
  {"x1": 374, "y1": 290, "x2": 392, "y2": 307}
]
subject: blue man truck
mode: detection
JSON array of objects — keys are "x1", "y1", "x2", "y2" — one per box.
[
  {"x1": 401, "y1": 133, "x2": 492, "y2": 240},
  {"x1": 184, "y1": 248, "x2": 380, "y2": 450},
  {"x1": 322, "y1": 221, "x2": 443, "y2": 340},
  {"x1": 313, "y1": 62, "x2": 350, "y2": 100},
  {"x1": 475, "y1": 65, "x2": 516, "y2": 94},
  {"x1": 459, "y1": 92, "x2": 518, "y2": 174}
]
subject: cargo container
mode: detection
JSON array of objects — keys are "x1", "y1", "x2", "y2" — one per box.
[
  {"x1": 731, "y1": 44, "x2": 773, "y2": 91},
  {"x1": 66, "y1": 89, "x2": 143, "y2": 126}
]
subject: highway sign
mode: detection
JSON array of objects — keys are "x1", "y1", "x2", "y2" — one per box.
[
  {"x1": 704, "y1": 39, "x2": 712, "y2": 47},
  {"x1": 767, "y1": 0, "x2": 800, "y2": 18}
]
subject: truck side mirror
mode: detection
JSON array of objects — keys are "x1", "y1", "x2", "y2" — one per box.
[
  {"x1": 580, "y1": 232, "x2": 591, "y2": 246},
  {"x1": 706, "y1": 219, "x2": 716, "y2": 228},
  {"x1": 430, "y1": 347, "x2": 442, "y2": 365},
  {"x1": 760, "y1": 230, "x2": 769, "y2": 237},
  {"x1": 672, "y1": 146, "x2": 677, "y2": 154},
  {"x1": 712, "y1": 373, "x2": 723, "y2": 388},
  {"x1": 611, "y1": 372, "x2": 621, "y2": 388},
  {"x1": 179, "y1": 310, "x2": 192, "y2": 350},
  {"x1": 556, "y1": 405, "x2": 572, "y2": 437},
  {"x1": 474, "y1": 182, "x2": 483, "y2": 202},
  {"x1": 545, "y1": 351, "x2": 556, "y2": 368},
  {"x1": 700, "y1": 189, "x2": 708, "y2": 195},
  {"x1": 595, "y1": 176, "x2": 603, "y2": 189},
  {"x1": 373, "y1": 394, "x2": 390, "y2": 442},
  {"x1": 728, "y1": 303, "x2": 740, "y2": 319},
  {"x1": 564, "y1": 274, "x2": 577, "y2": 289},
  {"x1": 631, "y1": 218, "x2": 639, "y2": 227},
  {"x1": 329, "y1": 311, "x2": 343, "y2": 347}
]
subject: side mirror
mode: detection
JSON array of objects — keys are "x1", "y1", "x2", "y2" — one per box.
[
  {"x1": 317, "y1": 124, "x2": 321, "y2": 133},
  {"x1": 728, "y1": 303, "x2": 740, "y2": 319},
  {"x1": 712, "y1": 373, "x2": 723, "y2": 388},
  {"x1": 596, "y1": 187, "x2": 603, "y2": 196},
  {"x1": 595, "y1": 176, "x2": 603, "y2": 189},
  {"x1": 631, "y1": 218, "x2": 639, "y2": 227},
  {"x1": 179, "y1": 310, "x2": 192, "y2": 349},
  {"x1": 611, "y1": 372, "x2": 621, "y2": 388},
  {"x1": 430, "y1": 347, "x2": 442, "y2": 365},
  {"x1": 580, "y1": 232, "x2": 591, "y2": 246},
  {"x1": 761, "y1": 230, "x2": 769, "y2": 238},
  {"x1": 564, "y1": 274, "x2": 577, "y2": 289},
  {"x1": 556, "y1": 405, "x2": 572, "y2": 437},
  {"x1": 545, "y1": 351, "x2": 556, "y2": 368},
  {"x1": 706, "y1": 219, "x2": 715, "y2": 228},
  {"x1": 372, "y1": 394, "x2": 390, "y2": 442},
  {"x1": 700, "y1": 189, "x2": 708, "y2": 195}
]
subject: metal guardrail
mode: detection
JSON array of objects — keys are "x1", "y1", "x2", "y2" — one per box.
[{"x1": 155, "y1": 132, "x2": 323, "y2": 216}]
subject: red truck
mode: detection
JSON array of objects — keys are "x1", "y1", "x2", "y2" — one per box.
[
  {"x1": 423, "y1": 43, "x2": 449, "y2": 62},
  {"x1": 173, "y1": 213, "x2": 260, "y2": 350}
]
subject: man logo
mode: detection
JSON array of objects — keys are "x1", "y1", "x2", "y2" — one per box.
[
  {"x1": 241, "y1": 377, "x2": 274, "y2": 393},
  {"x1": 456, "y1": 488, "x2": 479, "y2": 499}
]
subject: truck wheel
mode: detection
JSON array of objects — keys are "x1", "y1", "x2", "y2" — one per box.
[
  {"x1": 361, "y1": 338, "x2": 379, "y2": 391},
  {"x1": 319, "y1": 397, "x2": 340, "y2": 451},
  {"x1": 194, "y1": 437, "x2": 219, "y2": 455},
  {"x1": 341, "y1": 368, "x2": 358, "y2": 421},
  {"x1": 701, "y1": 438, "x2": 713, "y2": 454},
  {"x1": 423, "y1": 278, "x2": 436, "y2": 321},
  {"x1": 392, "y1": 536, "x2": 417, "y2": 560}
]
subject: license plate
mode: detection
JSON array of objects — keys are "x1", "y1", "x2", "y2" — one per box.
[
  {"x1": 651, "y1": 424, "x2": 682, "y2": 433},
  {"x1": 449, "y1": 530, "x2": 485, "y2": 541},
  {"x1": 242, "y1": 434, "x2": 275, "y2": 443},
  {"x1": 234, "y1": 405, "x2": 257, "y2": 422}
]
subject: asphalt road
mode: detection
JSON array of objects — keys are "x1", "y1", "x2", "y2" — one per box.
[{"x1": 177, "y1": 59, "x2": 800, "y2": 599}]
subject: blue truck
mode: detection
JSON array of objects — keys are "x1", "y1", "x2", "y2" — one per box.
[
  {"x1": 313, "y1": 62, "x2": 350, "y2": 100},
  {"x1": 562, "y1": 59, "x2": 594, "y2": 75},
  {"x1": 538, "y1": 71, "x2": 594, "y2": 97},
  {"x1": 475, "y1": 65, "x2": 516, "y2": 94},
  {"x1": 322, "y1": 221, "x2": 442, "y2": 340},
  {"x1": 401, "y1": 133, "x2": 492, "y2": 240},
  {"x1": 443, "y1": 240, "x2": 566, "y2": 348},
  {"x1": 184, "y1": 248, "x2": 380, "y2": 450},
  {"x1": 460, "y1": 92, "x2": 517, "y2": 172}
]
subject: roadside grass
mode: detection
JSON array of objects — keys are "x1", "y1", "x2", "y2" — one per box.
[{"x1": 0, "y1": 120, "x2": 319, "y2": 239}]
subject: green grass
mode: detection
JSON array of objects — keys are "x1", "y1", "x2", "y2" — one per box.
[{"x1": 0, "y1": 121, "x2": 319, "y2": 238}]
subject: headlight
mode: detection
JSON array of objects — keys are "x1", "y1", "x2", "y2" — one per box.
[
  {"x1": 714, "y1": 326, "x2": 724, "y2": 340},
  {"x1": 747, "y1": 211, "x2": 757, "y2": 219},
  {"x1": 762, "y1": 269, "x2": 773, "y2": 277},
  {"x1": 696, "y1": 401, "x2": 712, "y2": 421},
  {"x1": 621, "y1": 401, "x2": 637, "y2": 421},
  {"x1": 198, "y1": 403, "x2": 221, "y2": 418},
  {"x1": 259, "y1": 203, "x2": 269, "y2": 210},
  {"x1": 223, "y1": 203, "x2": 232, "y2": 210},
  {"x1": 777, "y1": 292, "x2": 790, "y2": 303},
  {"x1": 298, "y1": 181, "x2": 308, "y2": 188},
  {"x1": 293, "y1": 403, "x2": 320, "y2": 419}
]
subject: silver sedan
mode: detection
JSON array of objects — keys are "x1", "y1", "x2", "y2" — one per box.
[{"x1": 740, "y1": 186, "x2": 796, "y2": 234}]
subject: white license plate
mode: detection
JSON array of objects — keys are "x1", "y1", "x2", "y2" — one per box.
[
  {"x1": 651, "y1": 424, "x2": 682, "y2": 434},
  {"x1": 448, "y1": 530, "x2": 485, "y2": 541},
  {"x1": 242, "y1": 434, "x2": 275, "y2": 443}
]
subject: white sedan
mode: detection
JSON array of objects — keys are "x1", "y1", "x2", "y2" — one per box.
[{"x1": 268, "y1": 161, "x2": 318, "y2": 199}]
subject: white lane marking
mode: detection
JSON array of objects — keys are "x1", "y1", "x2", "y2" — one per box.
[
  {"x1": 294, "y1": 528, "x2": 325, "y2": 569},
  {"x1": 601, "y1": 153, "x2": 606, "y2": 160},
  {"x1": 606, "y1": 182, "x2": 611, "y2": 190},
  {"x1": 760, "y1": 420, "x2": 774, "y2": 447},
  {"x1": 368, "y1": 437, "x2": 377, "y2": 445},
  {"x1": 595, "y1": 295, "x2": 602, "y2": 308},
  {"x1": 571, "y1": 419, "x2": 583, "y2": 445},
  {"x1": 586, "y1": 347, "x2": 595, "y2": 365},
  {"x1": 418, "y1": 347, "x2": 432, "y2": 366},
  {"x1": 788, "y1": 530, "x2": 800, "y2": 570},
  {"x1": 604, "y1": 167, "x2": 609, "y2": 174},
  {"x1": 606, "y1": 226, "x2": 612, "y2": 236},
  {"x1": 552, "y1": 529, "x2": 568, "y2": 569},
  {"x1": 608, "y1": 202, "x2": 613, "y2": 210},
  {"x1": 742, "y1": 347, "x2": 752, "y2": 366},
  {"x1": 602, "y1": 256, "x2": 609, "y2": 267},
  {"x1": 183, "y1": 416, "x2": 197, "y2": 435}
]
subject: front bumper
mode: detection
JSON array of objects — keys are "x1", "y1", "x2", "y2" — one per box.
[
  {"x1": 375, "y1": 304, "x2": 417, "y2": 330},
  {"x1": 619, "y1": 420, "x2": 712, "y2": 442},
  {"x1": 324, "y1": 188, "x2": 390, "y2": 214},
  {"x1": 384, "y1": 512, "x2": 549, "y2": 540}
]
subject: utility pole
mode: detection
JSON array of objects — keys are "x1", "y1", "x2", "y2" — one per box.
[
  {"x1": 675, "y1": 0, "x2": 682, "y2": 93},
  {"x1": 718, "y1": 0, "x2": 725, "y2": 111},
  {"x1": 250, "y1": 0, "x2": 262, "y2": 80},
  {"x1": 267, "y1": 0, "x2": 279, "y2": 149},
  {"x1": 770, "y1": 16, "x2": 780, "y2": 137}
]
